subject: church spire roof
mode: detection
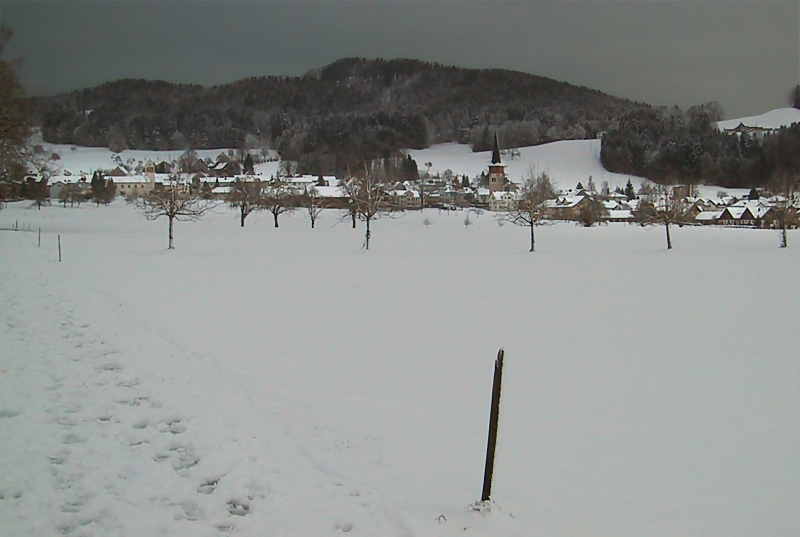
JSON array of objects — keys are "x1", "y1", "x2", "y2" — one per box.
[{"x1": 491, "y1": 133, "x2": 502, "y2": 165}]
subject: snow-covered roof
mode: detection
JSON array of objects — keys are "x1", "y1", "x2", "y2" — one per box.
[
  {"x1": 696, "y1": 211, "x2": 723, "y2": 221},
  {"x1": 721, "y1": 207, "x2": 749, "y2": 219},
  {"x1": 49, "y1": 175, "x2": 87, "y2": 184},
  {"x1": 607, "y1": 210, "x2": 633, "y2": 220},
  {"x1": 284, "y1": 175, "x2": 319, "y2": 185},
  {"x1": 312, "y1": 186, "x2": 347, "y2": 198},
  {"x1": 111, "y1": 175, "x2": 151, "y2": 184},
  {"x1": 547, "y1": 195, "x2": 585, "y2": 208}
]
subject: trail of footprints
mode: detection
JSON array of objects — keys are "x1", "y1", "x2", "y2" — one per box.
[{"x1": 41, "y1": 298, "x2": 255, "y2": 535}]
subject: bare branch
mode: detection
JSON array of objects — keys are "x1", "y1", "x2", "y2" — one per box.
[
  {"x1": 135, "y1": 177, "x2": 212, "y2": 249},
  {"x1": 227, "y1": 179, "x2": 263, "y2": 227},
  {"x1": 497, "y1": 171, "x2": 556, "y2": 252},
  {"x1": 633, "y1": 184, "x2": 691, "y2": 250},
  {"x1": 260, "y1": 182, "x2": 297, "y2": 228}
]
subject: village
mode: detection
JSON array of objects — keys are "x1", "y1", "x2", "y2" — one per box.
[{"x1": 23, "y1": 132, "x2": 793, "y2": 233}]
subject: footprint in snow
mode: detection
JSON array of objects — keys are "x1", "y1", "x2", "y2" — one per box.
[
  {"x1": 158, "y1": 417, "x2": 186, "y2": 435},
  {"x1": 227, "y1": 497, "x2": 251, "y2": 517},
  {"x1": 197, "y1": 476, "x2": 223, "y2": 495},
  {"x1": 0, "y1": 485, "x2": 24, "y2": 500},
  {"x1": 62, "y1": 433, "x2": 86, "y2": 445}
]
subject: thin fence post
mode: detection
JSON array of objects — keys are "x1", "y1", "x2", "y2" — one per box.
[
  {"x1": 58, "y1": 234, "x2": 62, "y2": 262},
  {"x1": 481, "y1": 348, "x2": 504, "y2": 502},
  {"x1": 38, "y1": 227, "x2": 41, "y2": 247}
]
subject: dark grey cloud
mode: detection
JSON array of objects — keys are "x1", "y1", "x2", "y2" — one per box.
[{"x1": 2, "y1": 0, "x2": 798, "y2": 119}]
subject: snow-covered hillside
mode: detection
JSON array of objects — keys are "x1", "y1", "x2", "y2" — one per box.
[
  {"x1": 42, "y1": 144, "x2": 283, "y2": 181},
  {"x1": 40, "y1": 107, "x2": 800, "y2": 197},
  {"x1": 716, "y1": 107, "x2": 800, "y2": 131},
  {"x1": 44, "y1": 137, "x2": 649, "y2": 194},
  {"x1": 1, "y1": 202, "x2": 798, "y2": 537},
  {"x1": 406, "y1": 139, "x2": 647, "y2": 191}
]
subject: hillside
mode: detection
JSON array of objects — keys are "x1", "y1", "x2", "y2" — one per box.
[
  {"x1": 601, "y1": 105, "x2": 800, "y2": 189},
  {"x1": 716, "y1": 107, "x2": 800, "y2": 131},
  {"x1": 32, "y1": 58, "x2": 651, "y2": 174}
]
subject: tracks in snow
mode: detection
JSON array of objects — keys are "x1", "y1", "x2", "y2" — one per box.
[{"x1": 0, "y1": 240, "x2": 403, "y2": 536}]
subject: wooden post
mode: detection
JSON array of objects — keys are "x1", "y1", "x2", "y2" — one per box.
[
  {"x1": 38, "y1": 227, "x2": 41, "y2": 247},
  {"x1": 481, "y1": 348, "x2": 504, "y2": 502},
  {"x1": 58, "y1": 235, "x2": 62, "y2": 262}
]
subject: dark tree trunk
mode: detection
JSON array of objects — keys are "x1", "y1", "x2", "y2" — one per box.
[
  {"x1": 365, "y1": 216, "x2": 371, "y2": 250},
  {"x1": 665, "y1": 222, "x2": 672, "y2": 250},
  {"x1": 168, "y1": 216, "x2": 175, "y2": 249},
  {"x1": 273, "y1": 212, "x2": 279, "y2": 228},
  {"x1": 529, "y1": 223, "x2": 535, "y2": 252}
]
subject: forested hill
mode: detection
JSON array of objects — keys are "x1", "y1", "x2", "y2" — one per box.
[{"x1": 32, "y1": 58, "x2": 650, "y2": 174}]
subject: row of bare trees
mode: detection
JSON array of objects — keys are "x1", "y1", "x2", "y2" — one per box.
[
  {"x1": 135, "y1": 164, "x2": 397, "y2": 250},
  {"x1": 498, "y1": 171, "x2": 798, "y2": 251},
  {"x1": 226, "y1": 182, "x2": 297, "y2": 229},
  {"x1": 135, "y1": 173, "x2": 798, "y2": 252},
  {"x1": 228, "y1": 165, "x2": 395, "y2": 249}
]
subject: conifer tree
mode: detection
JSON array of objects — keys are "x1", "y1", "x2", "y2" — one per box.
[{"x1": 624, "y1": 179, "x2": 636, "y2": 201}]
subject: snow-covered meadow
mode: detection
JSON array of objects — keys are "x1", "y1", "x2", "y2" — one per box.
[{"x1": 1, "y1": 200, "x2": 798, "y2": 537}]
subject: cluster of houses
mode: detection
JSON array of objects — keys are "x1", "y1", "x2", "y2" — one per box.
[{"x1": 39, "y1": 138, "x2": 797, "y2": 229}]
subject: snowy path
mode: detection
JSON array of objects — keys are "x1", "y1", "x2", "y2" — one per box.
[{"x1": 0, "y1": 233, "x2": 439, "y2": 537}]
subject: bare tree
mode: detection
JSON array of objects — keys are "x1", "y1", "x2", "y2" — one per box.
[
  {"x1": 342, "y1": 164, "x2": 392, "y2": 250},
  {"x1": 633, "y1": 183, "x2": 689, "y2": 250},
  {"x1": 136, "y1": 178, "x2": 212, "y2": 249},
  {"x1": 576, "y1": 196, "x2": 608, "y2": 227},
  {"x1": 227, "y1": 179, "x2": 263, "y2": 227},
  {"x1": 1, "y1": 26, "x2": 58, "y2": 183},
  {"x1": 0, "y1": 26, "x2": 32, "y2": 182},
  {"x1": 260, "y1": 183, "x2": 296, "y2": 228},
  {"x1": 59, "y1": 183, "x2": 83, "y2": 208},
  {"x1": 301, "y1": 185, "x2": 325, "y2": 229},
  {"x1": 767, "y1": 173, "x2": 799, "y2": 248},
  {"x1": 343, "y1": 193, "x2": 359, "y2": 229},
  {"x1": 497, "y1": 171, "x2": 556, "y2": 252}
]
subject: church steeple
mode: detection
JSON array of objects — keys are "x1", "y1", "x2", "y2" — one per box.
[
  {"x1": 491, "y1": 132, "x2": 502, "y2": 164},
  {"x1": 487, "y1": 132, "x2": 507, "y2": 192}
]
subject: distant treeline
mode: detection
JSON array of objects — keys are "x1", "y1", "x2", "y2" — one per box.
[
  {"x1": 32, "y1": 58, "x2": 649, "y2": 176},
  {"x1": 601, "y1": 104, "x2": 800, "y2": 189}
]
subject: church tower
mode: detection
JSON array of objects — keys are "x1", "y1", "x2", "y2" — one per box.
[{"x1": 487, "y1": 133, "x2": 507, "y2": 192}]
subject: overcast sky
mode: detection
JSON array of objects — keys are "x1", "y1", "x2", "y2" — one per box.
[{"x1": 2, "y1": 1, "x2": 798, "y2": 119}]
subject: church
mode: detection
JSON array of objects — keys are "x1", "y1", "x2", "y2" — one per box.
[{"x1": 487, "y1": 133, "x2": 508, "y2": 192}]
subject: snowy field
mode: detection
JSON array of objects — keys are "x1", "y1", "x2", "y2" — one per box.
[{"x1": 1, "y1": 201, "x2": 798, "y2": 537}]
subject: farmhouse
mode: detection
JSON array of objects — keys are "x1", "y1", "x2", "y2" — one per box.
[
  {"x1": 546, "y1": 195, "x2": 588, "y2": 221},
  {"x1": 489, "y1": 190, "x2": 518, "y2": 211}
]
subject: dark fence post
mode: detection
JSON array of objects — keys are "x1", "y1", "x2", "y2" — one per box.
[
  {"x1": 481, "y1": 348, "x2": 504, "y2": 502},
  {"x1": 58, "y1": 234, "x2": 62, "y2": 262}
]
